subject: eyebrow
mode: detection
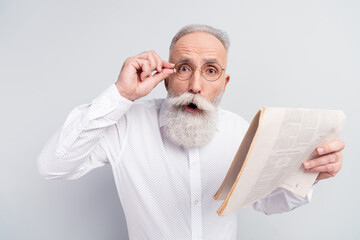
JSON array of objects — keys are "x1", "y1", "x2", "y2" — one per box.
[
  {"x1": 175, "y1": 57, "x2": 221, "y2": 65},
  {"x1": 203, "y1": 58, "x2": 220, "y2": 64}
]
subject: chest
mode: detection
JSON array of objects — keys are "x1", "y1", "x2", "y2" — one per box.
[{"x1": 118, "y1": 124, "x2": 239, "y2": 198}]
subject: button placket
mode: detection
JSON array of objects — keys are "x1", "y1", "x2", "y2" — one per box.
[{"x1": 188, "y1": 148, "x2": 202, "y2": 239}]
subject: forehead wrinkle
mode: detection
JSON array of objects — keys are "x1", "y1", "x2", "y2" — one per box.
[
  {"x1": 169, "y1": 32, "x2": 228, "y2": 66},
  {"x1": 171, "y1": 48, "x2": 226, "y2": 66},
  {"x1": 174, "y1": 45, "x2": 223, "y2": 58}
]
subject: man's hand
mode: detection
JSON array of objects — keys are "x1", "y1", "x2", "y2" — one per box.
[
  {"x1": 302, "y1": 139, "x2": 345, "y2": 180},
  {"x1": 115, "y1": 50, "x2": 175, "y2": 101}
]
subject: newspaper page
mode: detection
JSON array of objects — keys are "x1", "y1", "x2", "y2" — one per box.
[{"x1": 214, "y1": 107, "x2": 346, "y2": 216}]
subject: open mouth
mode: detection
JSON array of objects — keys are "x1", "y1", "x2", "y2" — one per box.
[
  {"x1": 185, "y1": 102, "x2": 200, "y2": 113},
  {"x1": 188, "y1": 103, "x2": 197, "y2": 109}
]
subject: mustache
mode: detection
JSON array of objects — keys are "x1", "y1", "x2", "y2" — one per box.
[{"x1": 166, "y1": 92, "x2": 216, "y2": 112}]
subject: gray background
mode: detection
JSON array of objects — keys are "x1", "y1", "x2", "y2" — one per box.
[{"x1": 1, "y1": 0, "x2": 359, "y2": 239}]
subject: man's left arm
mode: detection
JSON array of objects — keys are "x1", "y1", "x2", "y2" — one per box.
[{"x1": 252, "y1": 139, "x2": 345, "y2": 215}]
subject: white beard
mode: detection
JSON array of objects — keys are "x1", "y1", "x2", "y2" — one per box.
[{"x1": 163, "y1": 91, "x2": 223, "y2": 148}]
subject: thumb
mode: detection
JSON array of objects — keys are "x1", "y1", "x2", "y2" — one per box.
[
  {"x1": 152, "y1": 68, "x2": 175, "y2": 84},
  {"x1": 139, "y1": 68, "x2": 175, "y2": 93}
]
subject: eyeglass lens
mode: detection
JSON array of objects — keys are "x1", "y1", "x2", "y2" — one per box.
[{"x1": 174, "y1": 62, "x2": 223, "y2": 81}]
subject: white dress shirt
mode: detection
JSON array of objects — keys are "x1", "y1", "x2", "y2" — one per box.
[{"x1": 37, "y1": 84, "x2": 313, "y2": 240}]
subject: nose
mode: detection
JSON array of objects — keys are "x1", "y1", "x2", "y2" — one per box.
[{"x1": 188, "y1": 68, "x2": 203, "y2": 94}]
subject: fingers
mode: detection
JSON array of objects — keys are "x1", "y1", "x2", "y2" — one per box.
[
  {"x1": 138, "y1": 51, "x2": 161, "y2": 72},
  {"x1": 303, "y1": 152, "x2": 339, "y2": 169},
  {"x1": 117, "y1": 50, "x2": 174, "y2": 100},
  {"x1": 303, "y1": 139, "x2": 345, "y2": 180},
  {"x1": 141, "y1": 68, "x2": 175, "y2": 90},
  {"x1": 316, "y1": 139, "x2": 345, "y2": 155},
  {"x1": 137, "y1": 50, "x2": 174, "y2": 72},
  {"x1": 132, "y1": 58, "x2": 151, "y2": 81},
  {"x1": 131, "y1": 59, "x2": 174, "y2": 82},
  {"x1": 303, "y1": 150, "x2": 343, "y2": 180},
  {"x1": 134, "y1": 51, "x2": 174, "y2": 81},
  {"x1": 153, "y1": 68, "x2": 175, "y2": 84},
  {"x1": 305, "y1": 161, "x2": 342, "y2": 174},
  {"x1": 303, "y1": 152, "x2": 343, "y2": 171},
  {"x1": 162, "y1": 59, "x2": 175, "y2": 69},
  {"x1": 138, "y1": 50, "x2": 175, "y2": 81}
]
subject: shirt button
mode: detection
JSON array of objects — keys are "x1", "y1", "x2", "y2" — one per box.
[
  {"x1": 194, "y1": 200, "x2": 199, "y2": 205},
  {"x1": 191, "y1": 161, "x2": 197, "y2": 166}
]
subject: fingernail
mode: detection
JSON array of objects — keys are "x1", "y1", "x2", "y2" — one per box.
[
  {"x1": 303, "y1": 162, "x2": 310, "y2": 168},
  {"x1": 317, "y1": 147, "x2": 325, "y2": 155}
]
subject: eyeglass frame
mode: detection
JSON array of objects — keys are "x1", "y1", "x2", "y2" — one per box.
[{"x1": 171, "y1": 61, "x2": 226, "y2": 82}]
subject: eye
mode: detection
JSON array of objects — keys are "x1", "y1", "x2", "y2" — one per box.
[
  {"x1": 204, "y1": 65, "x2": 218, "y2": 75},
  {"x1": 208, "y1": 68, "x2": 217, "y2": 74},
  {"x1": 177, "y1": 64, "x2": 191, "y2": 72}
]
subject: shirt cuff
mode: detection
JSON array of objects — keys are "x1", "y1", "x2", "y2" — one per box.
[{"x1": 87, "y1": 83, "x2": 134, "y2": 122}]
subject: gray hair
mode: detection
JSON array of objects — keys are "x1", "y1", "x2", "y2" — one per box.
[{"x1": 169, "y1": 24, "x2": 230, "y2": 52}]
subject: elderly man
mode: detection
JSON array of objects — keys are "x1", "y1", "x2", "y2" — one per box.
[{"x1": 38, "y1": 24, "x2": 344, "y2": 240}]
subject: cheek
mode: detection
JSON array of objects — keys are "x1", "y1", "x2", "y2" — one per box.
[
  {"x1": 206, "y1": 82, "x2": 225, "y2": 98},
  {"x1": 169, "y1": 78, "x2": 189, "y2": 95}
]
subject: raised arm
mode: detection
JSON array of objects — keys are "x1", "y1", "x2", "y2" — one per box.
[{"x1": 37, "y1": 51, "x2": 174, "y2": 180}]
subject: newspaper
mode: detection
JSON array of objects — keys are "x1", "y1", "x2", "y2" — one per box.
[{"x1": 213, "y1": 107, "x2": 346, "y2": 216}]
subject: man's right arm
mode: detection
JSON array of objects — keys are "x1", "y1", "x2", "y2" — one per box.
[
  {"x1": 37, "y1": 84, "x2": 133, "y2": 179},
  {"x1": 37, "y1": 51, "x2": 174, "y2": 180}
]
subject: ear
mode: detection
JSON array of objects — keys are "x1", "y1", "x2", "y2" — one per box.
[{"x1": 222, "y1": 74, "x2": 230, "y2": 94}]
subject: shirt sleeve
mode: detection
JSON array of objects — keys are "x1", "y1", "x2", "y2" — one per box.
[
  {"x1": 37, "y1": 84, "x2": 133, "y2": 180},
  {"x1": 251, "y1": 184, "x2": 317, "y2": 215}
]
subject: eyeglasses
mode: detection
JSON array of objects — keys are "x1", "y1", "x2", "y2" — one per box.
[{"x1": 172, "y1": 62, "x2": 225, "y2": 82}]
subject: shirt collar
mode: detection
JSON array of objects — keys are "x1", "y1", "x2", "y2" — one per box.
[{"x1": 159, "y1": 99, "x2": 221, "y2": 132}]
